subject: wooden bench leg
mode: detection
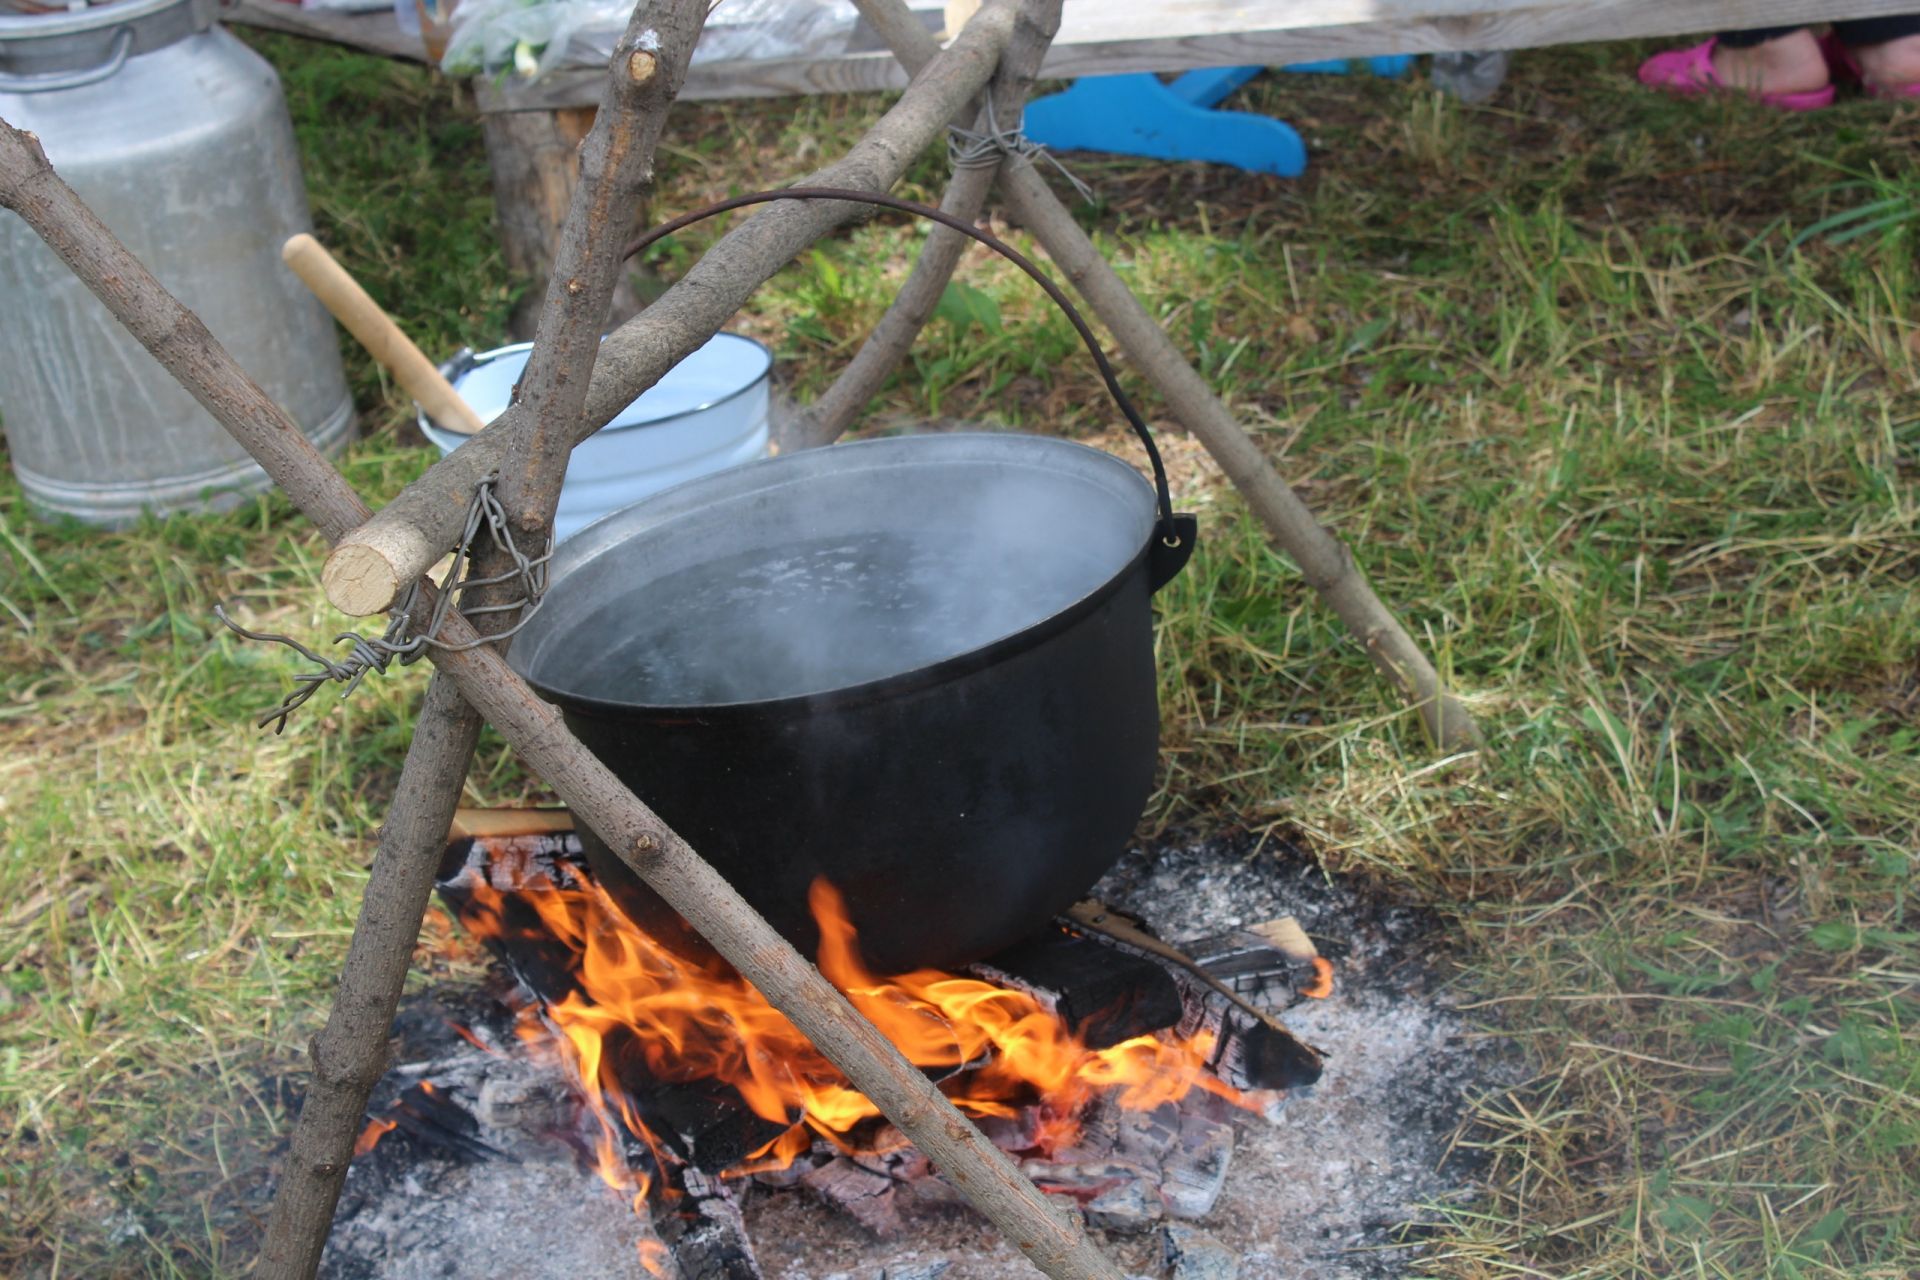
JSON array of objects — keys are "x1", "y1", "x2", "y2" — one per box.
[{"x1": 481, "y1": 107, "x2": 646, "y2": 340}]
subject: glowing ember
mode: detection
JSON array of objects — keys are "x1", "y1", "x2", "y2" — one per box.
[{"x1": 447, "y1": 847, "x2": 1257, "y2": 1204}]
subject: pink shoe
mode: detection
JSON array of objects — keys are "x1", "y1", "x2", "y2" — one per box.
[
  {"x1": 1637, "y1": 39, "x2": 1836, "y2": 111},
  {"x1": 1823, "y1": 38, "x2": 1920, "y2": 99}
]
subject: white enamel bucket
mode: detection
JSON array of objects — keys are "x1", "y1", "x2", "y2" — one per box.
[{"x1": 418, "y1": 332, "x2": 773, "y2": 543}]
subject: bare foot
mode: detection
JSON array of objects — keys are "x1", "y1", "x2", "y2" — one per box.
[
  {"x1": 1711, "y1": 29, "x2": 1832, "y2": 94},
  {"x1": 1851, "y1": 33, "x2": 1920, "y2": 94}
]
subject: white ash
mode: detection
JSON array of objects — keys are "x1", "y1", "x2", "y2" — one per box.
[
  {"x1": 322, "y1": 1156, "x2": 652, "y2": 1280},
  {"x1": 317, "y1": 989, "x2": 669, "y2": 1280},
  {"x1": 1094, "y1": 830, "x2": 1510, "y2": 1279}
]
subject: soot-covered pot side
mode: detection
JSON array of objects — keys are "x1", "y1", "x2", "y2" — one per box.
[{"x1": 558, "y1": 557, "x2": 1157, "y2": 973}]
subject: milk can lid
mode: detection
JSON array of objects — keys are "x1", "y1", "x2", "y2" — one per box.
[{"x1": 0, "y1": 0, "x2": 216, "y2": 89}]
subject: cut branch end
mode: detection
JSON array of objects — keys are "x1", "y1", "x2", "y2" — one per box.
[{"x1": 322, "y1": 541, "x2": 408, "y2": 617}]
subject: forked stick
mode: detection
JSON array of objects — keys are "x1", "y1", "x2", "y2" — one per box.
[{"x1": 259, "y1": 4, "x2": 710, "y2": 1275}]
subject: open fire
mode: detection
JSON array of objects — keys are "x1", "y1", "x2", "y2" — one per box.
[
  {"x1": 451, "y1": 836, "x2": 1316, "y2": 1187},
  {"x1": 343, "y1": 829, "x2": 1334, "y2": 1275}
]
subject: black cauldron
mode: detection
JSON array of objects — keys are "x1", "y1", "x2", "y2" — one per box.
[{"x1": 508, "y1": 433, "x2": 1194, "y2": 973}]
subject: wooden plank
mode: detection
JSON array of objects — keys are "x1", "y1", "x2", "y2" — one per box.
[
  {"x1": 478, "y1": 0, "x2": 1918, "y2": 111},
  {"x1": 1053, "y1": 0, "x2": 1916, "y2": 47},
  {"x1": 1028, "y1": 0, "x2": 1920, "y2": 72},
  {"x1": 231, "y1": 0, "x2": 1919, "y2": 112},
  {"x1": 478, "y1": 58, "x2": 907, "y2": 113}
]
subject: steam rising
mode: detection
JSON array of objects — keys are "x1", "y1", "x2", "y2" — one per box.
[{"x1": 518, "y1": 438, "x2": 1155, "y2": 708}]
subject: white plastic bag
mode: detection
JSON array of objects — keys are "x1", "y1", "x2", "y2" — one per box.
[
  {"x1": 440, "y1": 0, "x2": 632, "y2": 81},
  {"x1": 301, "y1": 0, "x2": 394, "y2": 14},
  {"x1": 693, "y1": 0, "x2": 857, "y2": 65},
  {"x1": 440, "y1": 0, "x2": 861, "y2": 82}
]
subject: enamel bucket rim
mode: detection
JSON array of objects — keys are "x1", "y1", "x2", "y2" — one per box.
[{"x1": 419, "y1": 331, "x2": 772, "y2": 440}]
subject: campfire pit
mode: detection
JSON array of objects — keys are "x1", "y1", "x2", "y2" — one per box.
[{"x1": 319, "y1": 822, "x2": 1505, "y2": 1280}]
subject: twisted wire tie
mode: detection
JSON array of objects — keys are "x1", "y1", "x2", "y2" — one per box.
[
  {"x1": 213, "y1": 474, "x2": 552, "y2": 733},
  {"x1": 945, "y1": 96, "x2": 1095, "y2": 204}
]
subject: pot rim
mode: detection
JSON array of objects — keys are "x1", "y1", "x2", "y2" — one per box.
[
  {"x1": 513, "y1": 432, "x2": 1158, "y2": 721},
  {"x1": 422, "y1": 332, "x2": 772, "y2": 441},
  {"x1": 0, "y1": 0, "x2": 213, "y2": 84}
]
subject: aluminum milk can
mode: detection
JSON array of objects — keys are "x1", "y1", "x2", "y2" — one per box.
[{"x1": 0, "y1": 0, "x2": 355, "y2": 525}]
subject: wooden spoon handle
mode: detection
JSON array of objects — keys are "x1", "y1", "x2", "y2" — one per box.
[{"x1": 282, "y1": 233, "x2": 487, "y2": 436}]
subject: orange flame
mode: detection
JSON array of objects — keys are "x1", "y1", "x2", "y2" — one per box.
[
  {"x1": 452, "y1": 858, "x2": 1252, "y2": 1202},
  {"x1": 353, "y1": 1116, "x2": 397, "y2": 1158},
  {"x1": 1302, "y1": 957, "x2": 1336, "y2": 1000},
  {"x1": 637, "y1": 1239, "x2": 669, "y2": 1276}
]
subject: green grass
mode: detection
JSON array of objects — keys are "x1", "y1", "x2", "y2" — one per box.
[{"x1": 3, "y1": 33, "x2": 1917, "y2": 1278}]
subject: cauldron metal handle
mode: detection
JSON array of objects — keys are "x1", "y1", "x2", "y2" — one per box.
[{"x1": 623, "y1": 187, "x2": 1198, "y2": 589}]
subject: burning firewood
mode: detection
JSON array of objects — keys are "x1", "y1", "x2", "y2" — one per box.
[
  {"x1": 356, "y1": 1080, "x2": 504, "y2": 1165},
  {"x1": 403, "y1": 826, "x2": 1353, "y2": 1276},
  {"x1": 967, "y1": 928, "x2": 1184, "y2": 1049},
  {"x1": 1064, "y1": 902, "x2": 1327, "y2": 1091}
]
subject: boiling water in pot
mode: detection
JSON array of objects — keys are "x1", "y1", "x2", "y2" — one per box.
[{"x1": 564, "y1": 528, "x2": 1117, "y2": 706}]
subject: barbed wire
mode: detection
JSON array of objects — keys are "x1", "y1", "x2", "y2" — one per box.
[
  {"x1": 213, "y1": 474, "x2": 552, "y2": 734},
  {"x1": 946, "y1": 96, "x2": 1095, "y2": 204}
]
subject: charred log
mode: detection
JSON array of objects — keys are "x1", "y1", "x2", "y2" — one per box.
[
  {"x1": 801, "y1": 1157, "x2": 906, "y2": 1239},
  {"x1": 651, "y1": 1165, "x2": 763, "y2": 1280},
  {"x1": 1064, "y1": 904, "x2": 1325, "y2": 1091},
  {"x1": 967, "y1": 928, "x2": 1183, "y2": 1049}
]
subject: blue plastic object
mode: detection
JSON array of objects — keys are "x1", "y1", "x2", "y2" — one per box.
[
  {"x1": 1023, "y1": 56, "x2": 1414, "y2": 179},
  {"x1": 1166, "y1": 65, "x2": 1264, "y2": 106},
  {"x1": 1023, "y1": 71, "x2": 1306, "y2": 178},
  {"x1": 1281, "y1": 55, "x2": 1416, "y2": 77}
]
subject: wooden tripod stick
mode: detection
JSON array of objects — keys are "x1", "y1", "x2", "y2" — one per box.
[
  {"x1": 0, "y1": 47, "x2": 1122, "y2": 1280},
  {"x1": 260, "y1": 6, "x2": 712, "y2": 1275},
  {"x1": 780, "y1": 0, "x2": 1057, "y2": 451}
]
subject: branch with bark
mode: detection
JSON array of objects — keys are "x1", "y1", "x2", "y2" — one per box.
[
  {"x1": 318, "y1": 0, "x2": 1023, "y2": 618},
  {"x1": 851, "y1": 0, "x2": 1478, "y2": 749},
  {"x1": 259, "y1": 681, "x2": 486, "y2": 1278},
  {"x1": 779, "y1": 0, "x2": 1059, "y2": 451},
  {"x1": 256, "y1": 4, "x2": 711, "y2": 1275}
]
